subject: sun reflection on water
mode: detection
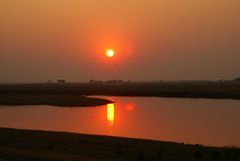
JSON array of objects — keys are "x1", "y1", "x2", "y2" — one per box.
[{"x1": 107, "y1": 103, "x2": 115, "y2": 130}]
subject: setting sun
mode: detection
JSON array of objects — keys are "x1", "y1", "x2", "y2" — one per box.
[{"x1": 106, "y1": 49, "x2": 115, "y2": 58}]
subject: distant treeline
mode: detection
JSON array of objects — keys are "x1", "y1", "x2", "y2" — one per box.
[{"x1": 0, "y1": 81, "x2": 240, "y2": 99}]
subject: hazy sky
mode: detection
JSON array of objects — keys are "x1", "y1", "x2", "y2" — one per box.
[{"x1": 0, "y1": 0, "x2": 240, "y2": 83}]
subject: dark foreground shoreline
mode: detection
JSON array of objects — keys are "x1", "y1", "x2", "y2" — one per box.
[
  {"x1": 0, "y1": 94, "x2": 112, "y2": 107},
  {"x1": 1, "y1": 81, "x2": 240, "y2": 100},
  {"x1": 0, "y1": 128, "x2": 239, "y2": 161}
]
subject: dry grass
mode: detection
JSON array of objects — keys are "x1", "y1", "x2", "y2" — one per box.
[{"x1": 0, "y1": 128, "x2": 239, "y2": 161}]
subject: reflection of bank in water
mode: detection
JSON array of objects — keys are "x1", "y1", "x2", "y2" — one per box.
[{"x1": 107, "y1": 103, "x2": 115, "y2": 131}]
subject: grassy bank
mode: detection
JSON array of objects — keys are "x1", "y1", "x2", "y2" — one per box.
[
  {"x1": 1, "y1": 81, "x2": 240, "y2": 99},
  {"x1": 0, "y1": 94, "x2": 112, "y2": 107},
  {"x1": 0, "y1": 128, "x2": 239, "y2": 161}
]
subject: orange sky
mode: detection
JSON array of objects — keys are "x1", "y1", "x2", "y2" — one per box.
[{"x1": 0, "y1": 0, "x2": 240, "y2": 82}]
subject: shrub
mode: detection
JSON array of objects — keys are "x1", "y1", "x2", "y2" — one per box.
[
  {"x1": 211, "y1": 150, "x2": 220, "y2": 159},
  {"x1": 135, "y1": 153, "x2": 147, "y2": 161},
  {"x1": 194, "y1": 150, "x2": 203, "y2": 159},
  {"x1": 116, "y1": 148, "x2": 123, "y2": 155},
  {"x1": 156, "y1": 149, "x2": 162, "y2": 160},
  {"x1": 234, "y1": 77, "x2": 240, "y2": 81}
]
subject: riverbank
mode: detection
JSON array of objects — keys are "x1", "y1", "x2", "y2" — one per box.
[
  {"x1": 0, "y1": 94, "x2": 112, "y2": 107},
  {"x1": 0, "y1": 128, "x2": 239, "y2": 161},
  {"x1": 1, "y1": 81, "x2": 240, "y2": 99}
]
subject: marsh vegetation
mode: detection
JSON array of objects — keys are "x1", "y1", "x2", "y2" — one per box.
[{"x1": 0, "y1": 128, "x2": 239, "y2": 161}]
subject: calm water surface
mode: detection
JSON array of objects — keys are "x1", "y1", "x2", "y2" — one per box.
[{"x1": 0, "y1": 96, "x2": 240, "y2": 147}]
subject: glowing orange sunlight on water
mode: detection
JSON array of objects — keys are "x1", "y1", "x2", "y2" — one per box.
[
  {"x1": 126, "y1": 104, "x2": 135, "y2": 111},
  {"x1": 107, "y1": 103, "x2": 115, "y2": 127}
]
